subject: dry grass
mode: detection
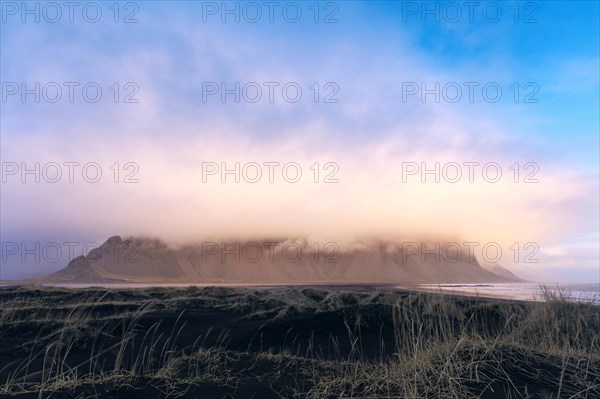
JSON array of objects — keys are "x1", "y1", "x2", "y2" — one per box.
[{"x1": 0, "y1": 285, "x2": 598, "y2": 398}]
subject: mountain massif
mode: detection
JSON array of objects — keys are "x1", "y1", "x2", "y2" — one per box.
[{"x1": 42, "y1": 236, "x2": 522, "y2": 284}]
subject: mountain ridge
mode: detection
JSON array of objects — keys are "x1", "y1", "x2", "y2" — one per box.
[{"x1": 42, "y1": 235, "x2": 524, "y2": 284}]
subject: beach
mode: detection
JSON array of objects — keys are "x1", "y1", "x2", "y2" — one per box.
[{"x1": 1, "y1": 285, "x2": 598, "y2": 398}]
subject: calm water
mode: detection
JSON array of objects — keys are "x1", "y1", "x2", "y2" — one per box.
[{"x1": 411, "y1": 283, "x2": 600, "y2": 302}]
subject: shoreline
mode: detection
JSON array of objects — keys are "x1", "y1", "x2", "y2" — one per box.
[{"x1": 2, "y1": 281, "x2": 597, "y2": 303}]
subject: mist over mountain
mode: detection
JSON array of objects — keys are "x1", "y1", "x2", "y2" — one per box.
[{"x1": 42, "y1": 236, "x2": 523, "y2": 284}]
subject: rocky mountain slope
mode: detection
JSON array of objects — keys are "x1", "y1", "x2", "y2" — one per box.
[{"x1": 43, "y1": 236, "x2": 523, "y2": 284}]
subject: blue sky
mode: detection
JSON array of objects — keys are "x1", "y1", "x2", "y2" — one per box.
[{"x1": 1, "y1": 1, "x2": 599, "y2": 282}]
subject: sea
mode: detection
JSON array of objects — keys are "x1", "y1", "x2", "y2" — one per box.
[{"x1": 411, "y1": 282, "x2": 600, "y2": 302}]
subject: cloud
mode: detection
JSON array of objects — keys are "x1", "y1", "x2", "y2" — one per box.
[{"x1": 1, "y1": 2, "x2": 598, "y2": 281}]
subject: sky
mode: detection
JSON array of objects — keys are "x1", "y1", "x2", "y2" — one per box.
[{"x1": 1, "y1": 0, "x2": 599, "y2": 283}]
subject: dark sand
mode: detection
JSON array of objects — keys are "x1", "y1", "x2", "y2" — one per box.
[{"x1": 1, "y1": 286, "x2": 598, "y2": 398}]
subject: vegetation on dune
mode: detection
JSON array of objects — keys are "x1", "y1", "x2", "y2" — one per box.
[{"x1": 0, "y1": 286, "x2": 598, "y2": 398}]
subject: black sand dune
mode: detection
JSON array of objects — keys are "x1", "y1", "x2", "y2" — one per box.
[{"x1": 0, "y1": 286, "x2": 598, "y2": 398}]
